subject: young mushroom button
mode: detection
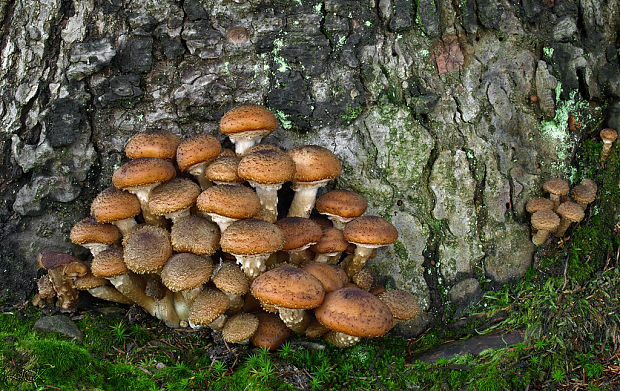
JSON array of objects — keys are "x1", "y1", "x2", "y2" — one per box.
[
  {"x1": 570, "y1": 184, "x2": 596, "y2": 209},
  {"x1": 222, "y1": 313, "x2": 260, "y2": 344},
  {"x1": 343, "y1": 216, "x2": 399, "y2": 278},
  {"x1": 205, "y1": 156, "x2": 244, "y2": 185},
  {"x1": 148, "y1": 178, "x2": 201, "y2": 224},
  {"x1": 188, "y1": 288, "x2": 230, "y2": 330},
  {"x1": 287, "y1": 145, "x2": 342, "y2": 218},
  {"x1": 219, "y1": 105, "x2": 278, "y2": 155},
  {"x1": 37, "y1": 252, "x2": 88, "y2": 312},
  {"x1": 251, "y1": 312, "x2": 291, "y2": 351},
  {"x1": 311, "y1": 227, "x2": 349, "y2": 264},
  {"x1": 275, "y1": 217, "x2": 323, "y2": 264}
]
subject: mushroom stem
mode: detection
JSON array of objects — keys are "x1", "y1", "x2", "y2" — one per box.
[
  {"x1": 163, "y1": 208, "x2": 192, "y2": 224},
  {"x1": 82, "y1": 243, "x2": 111, "y2": 257},
  {"x1": 172, "y1": 288, "x2": 203, "y2": 324},
  {"x1": 314, "y1": 252, "x2": 341, "y2": 264},
  {"x1": 228, "y1": 130, "x2": 268, "y2": 155},
  {"x1": 288, "y1": 184, "x2": 320, "y2": 218},
  {"x1": 233, "y1": 254, "x2": 270, "y2": 279},
  {"x1": 549, "y1": 194, "x2": 561, "y2": 211},
  {"x1": 47, "y1": 269, "x2": 79, "y2": 312},
  {"x1": 208, "y1": 214, "x2": 237, "y2": 232},
  {"x1": 249, "y1": 181, "x2": 281, "y2": 223},
  {"x1": 125, "y1": 185, "x2": 166, "y2": 228},
  {"x1": 532, "y1": 229, "x2": 552, "y2": 245},
  {"x1": 112, "y1": 218, "x2": 138, "y2": 237},
  {"x1": 324, "y1": 331, "x2": 360, "y2": 348},
  {"x1": 288, "y1": 247, "x2": 313, "y2": 265},
  {"x1": 87, "y1": 286, "x2": 133, "y2": 305},
  {"x1": 601, "y1": 140, "x2": 614, "y2": 161},
  {"x1": 345, "y1": 245, "x2": 378, "y2": 278},
  {"x1": 555, "y1": 218, "x2": 574, "y2": 237},
  {"x1": 188, "y1": 163, "x2": 212, "y2": 190},
  {"x1": 276, "y1": 307, "x2": 310, "y2": 333}
]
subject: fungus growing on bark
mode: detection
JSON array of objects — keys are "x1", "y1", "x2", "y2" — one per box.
[
  {"x1": 570, "y1": 184, "x2": 596, "y2": 209},
  {"x1": 311, "y1": 227, "x2": 348, "y2": 264},
  {"x1": 600, "y1": 128, "x2": 617, "y2": 161},
  {"x1": 275, "y1": 217, "x2": 323, "y2": 264},
  {"x1": 530, "y1": 209, "x2": 560, "y2": 245},
  {"x1": 343, "y1": 216, "x2": 398, "y2": 278},
  {"x1": 176, "y1": 134, "x2": 221, "y2": 189},
  {"x1": 148, "y1": 178, "x2": 201, "y2": 223},
  {"x1": 205, "y1": 155, "x2": 244, "y2": 185},
  {"x1": 219, "y1": 105, "x2": 278, "y2": 155},
  {"x1": 378, "y1": 289, "x2": 420, "y2": 327},
  {"x1": 525, "y1": 197, "x2": 554, "y2": 214},
  {"x1": 542, "y1": 178, "x2": 570, "y2": 210},
  {"x1": 301, "y1": 262, "x2": 346, "y2": 292},
  {"x1": 170, "y1": 215, "x2": 220, "y2": 256},
  {"x1": 287, "y1": 145, "x2": 342, "y2": 218}
]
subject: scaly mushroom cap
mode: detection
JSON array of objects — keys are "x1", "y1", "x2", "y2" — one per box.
[
  {"x1": 148, "y1": 178, "x2": 201, "y2": 216},
  {"x1": 221, "y1": 218, "x2": 284, "y2": 255},
  {"x1": 525, "y1": 198, "x2": 555, "y2": 214},
  {"x1": 315, "y1": 190, "x2": 367, "y2": 219},
  {"x1": 188, "y1": 288, "x2": 230, "y2": 326},
  {"x1": 70, "y1": 217, "x2": 120, "y2": 245},
  {"x1": 275, "y1": 217, "x2": 323, "y2": 251},
  {"x1": 250, "y1": 265, "x2": 325, "y2": 309},
  {"x1": 288, "y1": 145, "x2": 342, "y2": 183},
  {"x1": 311, "y1": 227, "x2": 349, "y2": 254},
  {"x1": 123, "y1": 225, "x2": 172, "y2": 274},
  {"x1": 125, "y1": 130, "x2": 181, "y2": 160},
  {"x1": 219, "y1": 105, "x2": 278, "y2": 136},
  {"x1": 37, "y1": 251, "x2": 87, "y2": 275},
  {"x1": 222, "y1": 313, "x2": 260, "y2": 343},
  {"x1": 247, "y1": 144, "x2": 282, "y2": 154},
  {"x1": 238, "y1": 149, "x2": 296, "y2": 185},
  {"x1": 302, "y1": 263, "x2": 345, "y2": 292},
  {"x1": 112, "y1": 157, "x2": 176, "y2": 190},
  {"x1": 176, "y1": 134, "x2": 222, "y2": 172},
  {"x1": 161, "y1": 253, "x2": 213, "y2": 292},
  {"x1": 251, "y1": 312, "x2": 291, "y2": 350},
  {"x1": 378, "y1": 290, "x2": 420, "y2": 321},
  {"x1": 570, "y1": 184, "x2": 596, "y2": 206},
  {"x1": 90, "y1": 187, "x2": 141, "y2": 223},
  {"x1": 74, "y1": 273, "x2": 108, "y2": 290},
  {"x1": 343, "y1": 216, "x2": 399, "y2": 246},
  {"x1": 170, "y1": 215, "x2": 220, "y2": 255},
  {"x1": 600, "y1": 128, "x2": 618, "y2": 142},
  {"x1": 91, "y1": 248, "x2": 128, "y2": 278},
  {"x1": 352, "y1": 268, "x2": 374, "y2": 291},
  {"x1": 556, "y1": 201, "x2": 585, "y2": 223},
  {"x1": 581, "y1": 179, "x2": 597, "y2": 194},
  {"x1": 196, "y1": 184, "x2": 261, "y2": 219},
  {"x1": 212, "y1": 262, "x2": 250, "y2": 295},
  {"x1": 542, "y1": 178, "x2": 570, "y2": 197},
  {"x1": 315, "y1": 287, "x2": 393, "y2": 337},
  {"x1": 205, "y1": 156, "x2": 243, "y2": 184},
  {"x1": 530, "y1": 209, "x2": 560, "y2": 231}
]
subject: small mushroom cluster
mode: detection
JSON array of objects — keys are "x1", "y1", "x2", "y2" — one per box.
[
  {"x1": 526, "y1": 177, "x2": 597, "y2": 245},
  {"x1": 35, "y1": 104, "x2": 421, "y2": 349}
]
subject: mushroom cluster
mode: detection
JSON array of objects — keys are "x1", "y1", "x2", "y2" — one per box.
[
  {"x1": 526, "y1": 177, "x2": 596, "y2": 245},
  {"x1": 35, "y1": 104, "x2": 421, "y2": 348}
]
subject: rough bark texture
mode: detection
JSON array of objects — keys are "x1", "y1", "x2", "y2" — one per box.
[{"x1": 0, "y1": 0, "x2": 618, "y2": 317}]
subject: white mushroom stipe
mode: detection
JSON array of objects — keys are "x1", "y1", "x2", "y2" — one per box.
[
  {"x1": 82, "y1": 243, "x2": 111, "y2": 257},
  {"x1": 112, "y1": 218, "x2": 138, "y2": 237},
  {"x1": 314, "y1": 252, "x2": 339, "y2": 264},
  {"x1": 208, "y1": 314, "x2": 228, "y2": 331},
  {"x1": 224, "y1": 292, "x2": 244, "y2": 312},
  {"x1": 188, "y1": 163, "x2": 211, "y2": 190},
  {"x1": 288, "y1": 184, "x2": 321, "y2": 218},
  {"x1": 124, "y1": 184, "x2": 164, "y2": 227},
  {"x1": 248, "y1": 181, "x2": 281, "y2": 223},
  {"x1": 347, "y1": 244, "x2": 382, "y2": 277},
  {"x1": 208, "y1": 214, "x2": 238, "y2": 232},
  {"x1": 228, "y1": 129, "x2": 272, "y2": 155},
  {"x1": 321, "y1": 212, "x2": 353, "y2": 230},
  {"x1": 329, "y1": 331, "x2": 360, "y2": 347},
  {"x1": 234, "y1": 254, "x2": 270, "y2": 279},
  {"x1": 163, "y1": 208, "x2": 192, "y2": 223},
  {"x1": 276, "y1": 306, "x2": 305, "y2": 329}
]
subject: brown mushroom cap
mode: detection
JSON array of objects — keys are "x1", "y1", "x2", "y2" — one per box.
[
  {"x1": 37, "y1": 251, "x2": 87, "y2": 274},
  {"x1": 90, "y1": 187, "x2": 141, "y2": 223},
  {"x1": 556, "y1": 201, "x2": 585, "y2": 222},
  {"x1": 570, "y1": 184, "x2": 596, "y2": 206},
  {"x1": 250, "y1": 265, "x2": 325, "y2": 309},
  {"x1": 212, "y1": 262, "x2": 250, "y2": 295},
  {"x1": 288, "y1": 145, "x2": 342, "y2": 183},
  {"x1": 301, "y1": 263, "x2": 345, "y2": 292},
  {"x1": 238, "y1": 149, "x2": 296, "y2": 185},
  {"x1": 542, "y1": 178, "x2": 570, "y2": 197},
  {"x1": 219, "y1": 105, "x2": 278, "y2": 135},
  {"x1": 112, "y1": 158, "x2": 176, "y2": 190},
  {"x1": 91, "y1": 248, "x2": 128, "y2": 278},
  {"x1": 275, "y1": 217, "x2": 323, "y2": 251},
  {"x1": 148, "y1": 178, "x2": 201, "y2": 215},
  {"x1": 176, "y1": 134, "x2": 222, "y2": 172},
  {"x1": 530, "y1": 209, "x2": 561, "y2": 231},
  {"x1": 315, "y1": 287, "x2": 393, "y2": 337},
  {"x1": 170, "y1": 215, "x2": 220, "y2": 255},
  {"x1": 196, "y1": 184, "x2": 261, "y2": 219},
  {"x1": 188, "y1": 288, "x2": 230, "y2": 326},
  {"x1": 246, "y1": 144, "x2": 282, "y2": 154},
  {"x1": 343, "y1": 216, "x2": 399, "y2": 246},
  {"x1": 311, "y1": 227, "x2": 349, "y2": 254},
  {"x1": 581, "y1": 179, "x2": 597, "y2": 194},
  {"x1": 125, "y1": 130, "x2": 181, "y2": 160},
  {"x1": 222, "y1": 313, "x2": 260, "y2": 343},
  {"x1": 221, "y1": 218, "x2": 285, "y2": 255},
  {"x1": 251, "y1": 312, "x2": 291, "y2": 350},
  {"x1": 600, "y1": 128, "x2": 618, "y2": 142},
  {"x1": 74, "y1": 273, "x2": 109, "y2": 290},
  {"x1": 123, "y1": 225, "x2": 172, "y2": 274},
  {"x1": 378, "y1": 290, "x2": 420, "y2": 321},
  {"x1": 70, "y1": 217, "x2": 120, "y2": 245},
  {"x1": 352, "y1": 268, "x2": 374, "y2": 291},
  {"x1": 315, "y1": 190, "x2": 368, "y2": 219},
  {"x1": 161, "y1": 253, "x2": 213, "y2": 292},
  {"x1": 205, "y1": 156, "x2": 243, "y2": 183},
  {"x1": 525, "y1": 198, "x2": 555, "y2": 214}
]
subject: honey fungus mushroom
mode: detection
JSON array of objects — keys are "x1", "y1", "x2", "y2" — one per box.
[
  {"x1": 196, "y1": 184, "x2": 261, "y2": 232},
  {"x1": 570, "y1": 184, "x2": 597, "y2": 209},
  {"x1": 219, "y1": 105, "x2": 278, "y2": 155},
  {"x1": 315, "y1": 190, "x2": 367, "y2": 229},
  {"x1": 37, "y1": 251, "x2": 88, "y2": 312},
  {"x1": 176, "y1": 134, "x2": 221, "y2": 189},
  {"x1": 148, "y1": 178, "x2": 201, "y2": 223},
  {"x1": 222, "y1": 313, "x2": 260, "y2": 344},
  {"x1": 74, "y1": 272, "x2": 133, "y2": 305},
  {"x1": 90, "y1": 187, "x2": 141, "y2": 237},
  {"x1": 531, "y1": 209, "x2": 560, "y2": 245},
  {"x1": 220, "y1": 218, "x2": 285, "y2": 279},
  {"x1": 188, "y1": 288, "x2": 230, "y2": 330},
  {"x1": 555, "y1": 201, "x2": 585, "y2": 237},
  {"x1": 251, "y1": 265, "x2": 324, "y2": 333},
  {"x1": 343, "y1": 216, "x2": 398, "y2": 278},
  {"x1": 600, "y1": 128, "x2": 617, "y2": 161},
  {"x1": 212, "y1": 262, "x2": 250, "y2": 313},
  {"x1": 205, "y1": 156, "x2": 244, "y2": 185},
  {"x1": 311, "y1": 227, "x2": 348, "y2": 264},
  {"x1": 124, "y1": 129, "x2": 181, "y2": 160},
  {"x1": 315, "y1": 287, "x2": 392, "y2": 348},
  {"x1": 69, "y1": 217, "x2": 120, "y2": 257},
  {"x1": 275, "y1": 217, "x2": 323, "y2": 264},
  {"x1": 251, "y1": 312, "x2": 291, "y2": 350},
  {"x1": 287, "y1": 145, "x2": 342, "y2": 218},
  {"x1": 542, "y1": 178, "x2": 569, "y2": 210}
]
